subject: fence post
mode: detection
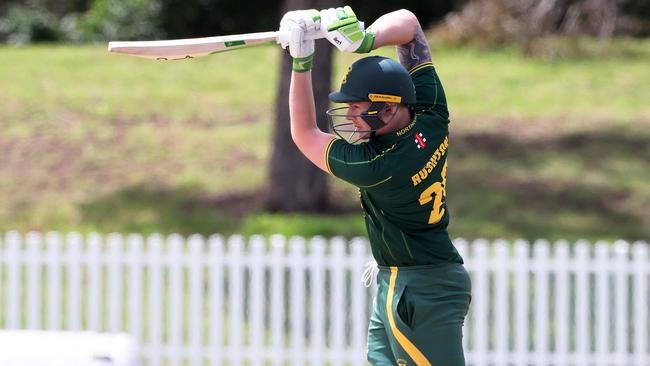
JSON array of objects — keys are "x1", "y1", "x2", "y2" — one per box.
[
  {"x1": 514, "y1": 239, "x2": 530, "y2": 366},
  {"x1": 269, "y1": 235, "x2": 286, "y2": 366},
  {"x1": 329, "y1": 237, "x2": 346, "y2": 365},
  {"x1": 147, "y1": 234, "x2": 164, "y2": 366},
  {"x1": 309, "y1": 236, "x2": 327, "y2": 366},
  {"x1": 188, "y1": 234, "x2": 205, "y2": 366},
  {"x1": 227, "y1": 235, "x2": 245, "y2": 365},
  {"x1": 534, "y1": 240, "x2": 550, "y2": 366},
  {"x1": 493, "y1": 239, "x2": 509, "y2": 366},
  {"x1": 472, "y1": 239, "x2": 489, "y2": 366},
  {"x1": 87, "y1": 233, "x2": 103, "y2": 332},
  {"x1": 66, "y1": 232, "x2": 83, "y2": 331},
  {"x1": 26, "y1": 232, "x2": 42, "y2": 330},
  {"x1": 632, "y1": 242, "x2": 648, "y2": 366},
  {"x1": 208, "y1": 235, "x2": 225, "y2": 366},
  {"x1": 248, "y1": 235, "x2": 265, "y2": 366},
  {"x1": 289, "y1": 236, "x2": 306, "y2": 366},
  {"x1": 594, "y1": 241, "x2": 610, "y2": 366},
  {"x1": 168, "y1": 234, "x2": 184, "y2": 366},
  {"x1": 127, "y1": 234, "x2": 144, "y2": 343},
  {"x1": 107, "y1": 233, "x2": 123, "y2": 333},
  {"x1": 46, "y1": 231, "x2": 62, "y2": 331},
  {"x1": 575, "y1": 240, "x2": 591, "y2": 366},
  {"x1": 0, "y1": 233, "x2": 3, "y2": 325},
  {"x1": 613, "y1": 240, "x2": 629, "y2": 366},
  {"x1": 5, "y1": 231, "x2": 21, "y2": 329},
  {"x1": 554, "y1": 240, "x2": 570, "y2": 366}
]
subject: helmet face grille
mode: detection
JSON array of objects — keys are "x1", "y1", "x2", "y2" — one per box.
[
  {"x1": 326, "y1": 103, "x2": 389, "y2": 144},
  {"x1": 326, "y1": 106, "x2": 372, "y2": 144}
]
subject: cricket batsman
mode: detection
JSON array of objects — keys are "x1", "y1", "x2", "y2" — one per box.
[{"x1": 279, "y1": 6, "x2": 471, "y2": 365}]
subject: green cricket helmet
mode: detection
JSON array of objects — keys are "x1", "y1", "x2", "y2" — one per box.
[{"x1": 327, "y1": 56, "x2": 416, "y2": 143}]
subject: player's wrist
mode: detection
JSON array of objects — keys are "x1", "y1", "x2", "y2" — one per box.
[
  {"x1": 354, "y1": 29, "x2": 374, "y2": 53},
  {"x1": 292, "y1": 53, "x2": 314, "y2": 73}
]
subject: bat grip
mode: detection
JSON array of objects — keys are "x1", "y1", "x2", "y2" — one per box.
[
  {"x1": 304, "y1": 33, "x2": 325, "y2": 41},
  {"x1": 276, "y1": 31, "x2": 325, "y2": 45}
]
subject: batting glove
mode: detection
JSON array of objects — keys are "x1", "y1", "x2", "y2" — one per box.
[
  {"x1": 319, "y1": 6, "x2": 374, "y2": 53},
  {"x1": 279, "y1": 9, "x2": 320, "y2": 72}
]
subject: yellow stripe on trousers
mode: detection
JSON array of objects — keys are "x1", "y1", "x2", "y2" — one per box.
[{"x1": 386, "y1": 267, "x2": 432, "y2": 366}]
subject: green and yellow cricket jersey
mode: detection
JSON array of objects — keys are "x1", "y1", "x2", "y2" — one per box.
[{"x1": 326, "y1": 62, "x2": 463, "y2": 267}]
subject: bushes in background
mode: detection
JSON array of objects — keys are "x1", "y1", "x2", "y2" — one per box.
[
  {"x1": 1, "y1": 0, "x2": 648, "y2": 45},
  {"x1": 0, "y1": 2, "x2": 64, "y2": 43},
  {"x1": 0, "y1": 0, "x2": 163, "y2": 43},
  {"x1": 0, "y1": 0, "x2": 457, "y2": 43},
  {"x1": 73, "y1": 0, "x2": 163, "y2": 42}
]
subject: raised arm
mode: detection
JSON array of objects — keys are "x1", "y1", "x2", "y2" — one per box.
[
  {"x1": 279, "y1": 10, "x2": 338, "y2": 173},
  {"x1": 367, "y1": 9, "x2": 432, "y2": 71}
]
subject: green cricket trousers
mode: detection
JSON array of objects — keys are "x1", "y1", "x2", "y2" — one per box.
[{"x1": 367, "y1": 263, "x2": 471, "y2": 366}]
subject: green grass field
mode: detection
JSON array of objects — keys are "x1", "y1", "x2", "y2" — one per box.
[{"x1": 1, "y1": 39, "x2": 649, "y2": 241}]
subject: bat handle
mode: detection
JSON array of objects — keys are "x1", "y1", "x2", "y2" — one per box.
[
  {"x1": 304, "y1": 32, "x2": 326, "y2": 41},
  {"x1": 276, "y1": 30, "x2": 326, "y2": 46}
]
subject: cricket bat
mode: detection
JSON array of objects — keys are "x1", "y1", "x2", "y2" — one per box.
[{"x1": 108, "y1": 31, "x2": 322, "y2": 60}]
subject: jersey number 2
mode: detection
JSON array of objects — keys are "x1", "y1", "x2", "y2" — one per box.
[{"x1": 418, "y1": 161, "x2": 447, "y2": 225}]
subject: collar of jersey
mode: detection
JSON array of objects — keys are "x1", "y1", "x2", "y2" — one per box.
[{"x1": 369, "y1": 115, "x2": 417, "y2": 149}]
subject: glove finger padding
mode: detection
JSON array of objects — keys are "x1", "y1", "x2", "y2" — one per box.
[
  {"x1": 279, "y1": 9, "x2": 321, "y2": 41},
  {"x1": 278, "y1": 9, "x2": 318, "y2": 72},
  {"x1": 291, "y1": 26, "x2": 314, "y2": 55},
  {"x1": 319, "y1": 6, "x2": 368, "y2": 52},
  {"x1": 287, "y1": 25, "x2": 314, "y2": 72}
]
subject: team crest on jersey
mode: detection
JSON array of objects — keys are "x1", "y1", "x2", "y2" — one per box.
[
  {"x1": 397, "y1": 359, "x2": 408, "y2": 366},
  {"x1": 414, "y1": 132, "x2": 427, "y2": 149}
]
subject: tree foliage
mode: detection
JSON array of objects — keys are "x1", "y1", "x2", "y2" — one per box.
[
  {"x1": 0, "y1": 0, "x2": 461, "y2": 42},
  {"x1": 157, "y1": 0, "x2": 459, "y2": 38},
  {"x1": 74, "y1": 0, "x2": 163, "y2": 42},
  {"x1": 442, "y1": 0, "x2": 650, "y2": 49},
  {"x1": 0, "y1": 0, "x2": 163, "y2": 42},
  {"x1": 0, "y1": 1, "x2": 64, "y2": 43},
  {"x1": 2, "y1": 0, "x2": 650, "y2": 44}
]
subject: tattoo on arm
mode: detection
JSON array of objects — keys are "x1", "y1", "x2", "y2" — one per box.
[{"x1": 397, "y1": 26, "x2": 432, "y2": 71}]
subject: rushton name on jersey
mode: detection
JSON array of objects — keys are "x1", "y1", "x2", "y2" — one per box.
[{"x1": 411, "y1": 136, "x2": 449, "y2": 187}]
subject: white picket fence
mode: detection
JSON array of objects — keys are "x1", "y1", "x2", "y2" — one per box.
[{"x1": 0, "y1": 231, "x2": 648, "y2": 366}]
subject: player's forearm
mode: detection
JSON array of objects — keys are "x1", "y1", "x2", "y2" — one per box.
[
  {"x1": 288, "y1": 71, "x2": 336, "y2": 173},
  {"x1": 367, "y1": 9, "x2": 432, "y2": 70},
  {"x1": 289, "y1": 71, "x2": 318, "y2": 143}
]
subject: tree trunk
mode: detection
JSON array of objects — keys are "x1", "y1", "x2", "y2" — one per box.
[{"x1": 266, "y1": 0, "x2": 341, "y2": 212}]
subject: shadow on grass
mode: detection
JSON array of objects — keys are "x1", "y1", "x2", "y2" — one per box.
[
  {"x1": 79, "y1": 185, "x2": 366, "y2": 238},
  {"x1": 448, "y1": 129, "x2": 650, "y2": 242},
  {"x1": 79, "y1": 128, "x2": 649, "y2": 241},
  {"x1": 79, "y1": 186, "x2": 253, "y2": 236}
]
